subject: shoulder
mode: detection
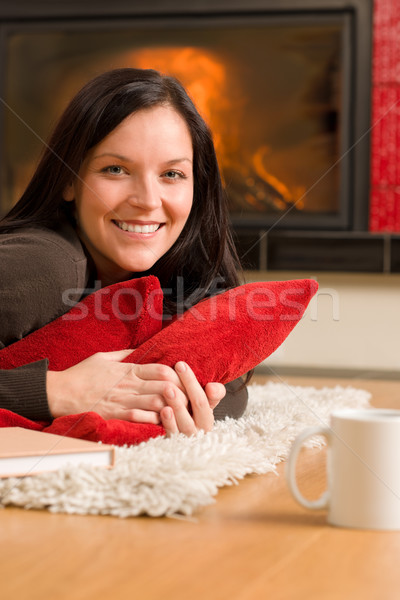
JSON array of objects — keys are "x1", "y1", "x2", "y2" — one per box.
[
  {"x1": 0, "y1": 223, "x2": 91, "y2": 344},
  {"x1": 0, "y1": 222, "x2": 85, "y2": 265},
  {"x1": 0, "y1": 222, "x2": 88, "y2": 284}
]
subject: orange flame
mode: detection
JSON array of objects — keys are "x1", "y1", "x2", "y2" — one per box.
[
  {"x1": 107, "y1": 46, "x2": 302, "y2": 212},
  {"x1": 119, "y1": 47, "x2": 231, "y2": 156}
]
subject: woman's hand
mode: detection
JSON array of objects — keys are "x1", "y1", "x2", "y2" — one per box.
[
  {"x1": 46, "y1": 351, "x2": 224, "y2": 434},
  {"x1": 47, "y1": 349, "x2": 189, "y2": 424},
  {"x1": 160, "y1": 361, "x2": 226, "y2": 435}
]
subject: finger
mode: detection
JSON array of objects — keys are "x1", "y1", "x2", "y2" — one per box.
[
  {"x1": 124, "y1": 408, "x2": 162, "y2": 425},
  {"x1": 100, "y1": 349, "x2": 136, "y2": 361},
  {"x1": 118, "y1": 378, "x2": 188, "y2": 408},
  {"x1": 131, "y1": 363, "x2": 184, "y2": 389},
  {"x1": 175, "y1": 362, "x2": 214, "y2": 432},
  {"x1": 120, "y1": 393, "x2": 166, "y2": 413},
  {"x1": 102, "y1": 406, "x2": 161, "y2": 425},
  {"x1": 160, "y1": 406, "x2": 179, "y2": 435},
  {"x1": 163, "y1": 386, "x2": 197, "y2": 435},
  {"x1": 205, "y1": 382, "x2": 226, "y2": 410}
]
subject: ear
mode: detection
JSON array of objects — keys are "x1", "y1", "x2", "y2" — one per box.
[{"x1": 63, "y1": 182, "x2": 75, "y2": 202}]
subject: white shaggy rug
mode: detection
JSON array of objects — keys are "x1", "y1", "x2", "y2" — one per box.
[{"x1": 0, "y1": 381, "x2": 371, "y2": 518}]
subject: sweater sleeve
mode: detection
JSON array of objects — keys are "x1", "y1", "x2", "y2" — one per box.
[
  {"x1": 0, "y1": 360, "x2": 53, "y2": 421},
  {"x1": 0, "y1": 230, "x2": 87, "y2": 347},
  {"x1": 213, "y1": 377, "x2": 248, "y2": 421},
  {"x1": 0, "y1": 225, "x2": 89, "y2": 419}
]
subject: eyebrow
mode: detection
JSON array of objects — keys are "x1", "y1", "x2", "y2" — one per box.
[
  {"x1": 92, "y1": 153, "x2": 129, "y2": 161},
  {"x1": 92, "y1": 152, "x2": 193, "y2": 165},
  {"x1": 164, "y1": 157, "x2": 193, "y2": 165}
]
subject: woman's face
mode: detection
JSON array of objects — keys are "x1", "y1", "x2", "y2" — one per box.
[{"x1": 64, "y1": 105, "x2": 194, "y2": 284}]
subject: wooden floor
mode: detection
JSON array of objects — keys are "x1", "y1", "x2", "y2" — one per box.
[{"x1": 1, "y1": 376, "x2": 400, "y2": 600}]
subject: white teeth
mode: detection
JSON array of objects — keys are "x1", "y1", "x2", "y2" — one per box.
[{"x1": 115, "y1": 221, "x2": 160, "y2": 233}]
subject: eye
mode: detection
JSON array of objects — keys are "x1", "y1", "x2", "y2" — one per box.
[
  {"x1": 102, "y1": 165, "x2": 125, "y2": 175},
  {"x1": 163, "y1": 170, "x2": 186, "y2": 180}
]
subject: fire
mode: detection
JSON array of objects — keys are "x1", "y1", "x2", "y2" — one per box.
[
  {"x1": 119, "y1": 46, "x2": 229, "y2": 155},
  {"x1": 253, "y1": 146, "x2": 296, "y2": 207},
  {"x1": 108, "y1": 46, "x2": 303, "y2": 213}
]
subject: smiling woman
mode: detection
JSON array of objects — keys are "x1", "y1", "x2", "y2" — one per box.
[
  {"x1": 0, "y1": 68, "x2": 248, "y2": 435},
  {"x1": 62, "y1": 106, "x2": 194, "y2": 284}
]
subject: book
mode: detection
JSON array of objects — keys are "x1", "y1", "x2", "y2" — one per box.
[{"x1": 0, "y1": 427, "x2": 115, "y2": 478}]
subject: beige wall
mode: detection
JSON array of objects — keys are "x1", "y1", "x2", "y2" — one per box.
[{"x1": 246, "y1": 271, "x2": 400, "y2": 377}]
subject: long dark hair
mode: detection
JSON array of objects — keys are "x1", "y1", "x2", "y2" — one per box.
[{"x1": 0, "y1": 68, "x2": 242, "y2": 311}]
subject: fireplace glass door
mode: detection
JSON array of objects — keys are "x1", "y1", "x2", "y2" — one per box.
[{"x1": 1, "y1": 13, "x2": 351, "y2": 228}]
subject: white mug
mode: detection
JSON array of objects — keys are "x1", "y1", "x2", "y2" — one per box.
[{"x1": 286, "y1": 408, "x2": 400, "y2": 530}]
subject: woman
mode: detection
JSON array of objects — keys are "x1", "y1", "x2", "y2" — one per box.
[{"x1": 0, "y1": 68, "x2": 248, "y2": 435}]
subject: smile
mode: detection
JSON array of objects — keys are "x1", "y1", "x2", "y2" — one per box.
[{"x1": 113, "y1": 221, "x2": 161, "y2": 234}]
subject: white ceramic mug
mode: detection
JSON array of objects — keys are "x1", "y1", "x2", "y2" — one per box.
[{"x1": 286, "y1": 408, "x2": 400, "y2": 530}]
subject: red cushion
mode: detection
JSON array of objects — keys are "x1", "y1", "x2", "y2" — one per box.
[
  {"x1": 126, "y1": 279, "x2": 318, "y2": 385},
  {"x1": 0, "y1": 409, "x2": 164, "y2": 445},
  {"x1": 0, "y1": 276, "x2": 163, "y2": 371},
  {"x1": 42, "y1": 412, "x2": 164, "y2": 445},
  {"x1": 0, "y1": 277, "x2": 318, "y2": 446}
]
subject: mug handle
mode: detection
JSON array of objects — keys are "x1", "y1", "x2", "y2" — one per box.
[{"x1": 286, "y1": 426, "x2": 331, "y2": 510}]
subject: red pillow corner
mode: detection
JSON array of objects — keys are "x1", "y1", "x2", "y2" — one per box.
[
  {"x1": 0, "y1": 275, "x2": 164, "y2": 372},
  {"x1": 126, "y1": 278, "x2": 319, "y2": 386},
  {"x1": 43, "y1": 412, "x2": 165, "y2": 446}
]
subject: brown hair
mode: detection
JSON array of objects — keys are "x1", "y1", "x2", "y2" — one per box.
[{"x1": 0, "y1": 68, "x2": 242, "y2": 310}]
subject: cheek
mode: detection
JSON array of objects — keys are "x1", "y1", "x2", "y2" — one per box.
[
  {"x1": 178, "y1": 189, "x2": 194, "y2": 222},
  {"x1": 76, "y1": 185, "x2": 106, "y2": 218},
  {"x1": 164, "y1": 187, "x2": 193, "y2": 226},
  {"x1": 74, "y1": 197, "x2": 104, "y2": 240},
  {"x1": 175, "y1": 204, "x2": 192, "y2": 230}
]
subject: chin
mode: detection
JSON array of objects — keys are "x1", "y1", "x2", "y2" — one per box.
[
  {"x1": 123, "y1": 260, "x2": 159, "y2": 274},
  {"x1": 126, "y1": 249, "x2": 170, "y2": 273}
]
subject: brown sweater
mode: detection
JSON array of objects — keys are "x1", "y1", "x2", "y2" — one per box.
[
  {"x1": 0, "y1": 222, "x2": 92, "y2": 420},
  {"x1": 0, "y1": 223, "x2": 247, "y2": 421}
]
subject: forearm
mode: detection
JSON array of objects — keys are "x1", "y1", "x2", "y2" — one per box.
[{"x1": 0, "y1": 360, "x2": 53, "y2": 421}]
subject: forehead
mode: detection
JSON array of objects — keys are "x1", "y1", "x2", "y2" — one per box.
[
  {"x1": 85, "y1": 104, "x2": 194, "y2": 166},
  {"x1": 109, "y1": 105, "x2": 192, "y2": 144}
]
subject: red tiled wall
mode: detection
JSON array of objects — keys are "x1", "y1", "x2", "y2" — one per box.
[{"x1": 370, "y1": 0, "x2": 400, "y2": 232}]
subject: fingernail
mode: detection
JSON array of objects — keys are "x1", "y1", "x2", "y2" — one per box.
[{"x1": 176, "y1": 361, "x2": 186, "y2": 373}]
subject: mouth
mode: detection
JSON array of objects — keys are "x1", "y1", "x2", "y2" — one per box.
[{"x1": 112, "y1": 220, "x2": 162, "y2": 234}]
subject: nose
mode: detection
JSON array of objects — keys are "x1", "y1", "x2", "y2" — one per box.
[{"x1": 126, "y1": 175, "x2": 162, "y2": 211}]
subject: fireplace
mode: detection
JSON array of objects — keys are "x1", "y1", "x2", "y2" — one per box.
[{"x1": 1, "y1": 0, "x2": 396, "y2": 272}]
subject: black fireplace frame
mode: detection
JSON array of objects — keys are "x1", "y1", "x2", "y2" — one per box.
[{"x1": 1, "y1": 0, "x2": 398, "y2": 273}]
